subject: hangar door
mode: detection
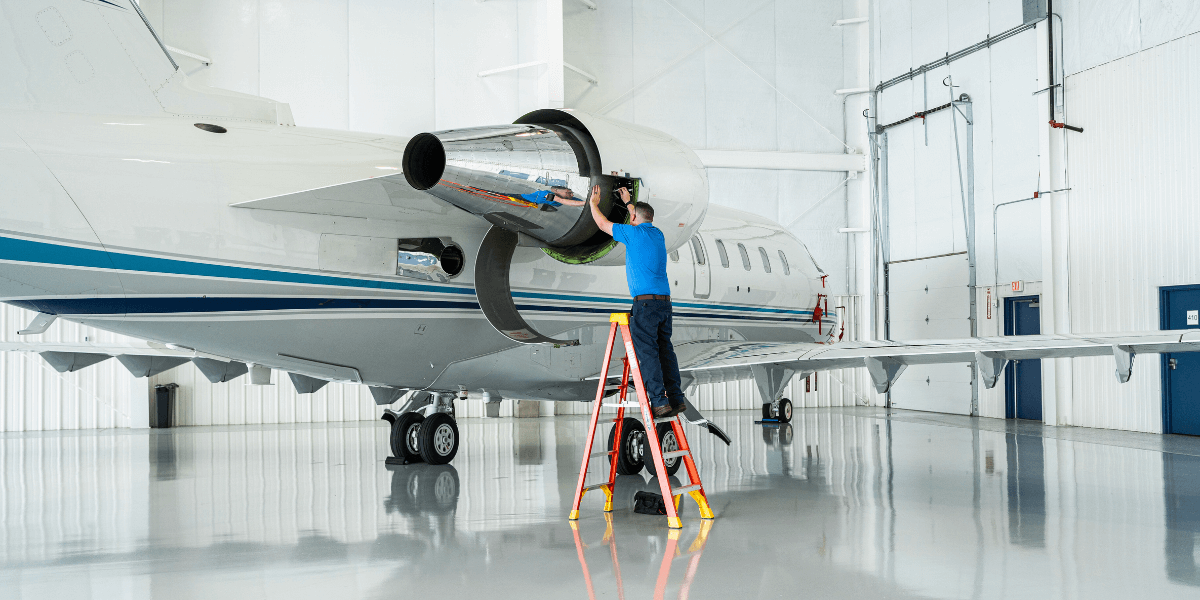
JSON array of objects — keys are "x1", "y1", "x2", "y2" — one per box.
[
  {"x1": 887, "y1": 252, "x2": 974, "y2": 414},
  {"x1": 1162, "y1": 285, "x2": 1200, "y2": 436}
]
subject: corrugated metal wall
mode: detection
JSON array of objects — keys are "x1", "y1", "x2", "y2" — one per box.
[
  {"x1": 0, "y1": 305, "x2": 142, "y2": 432},
  {"x1": 1061, "y1": 30, "x2": 1200, "y2": 433}
]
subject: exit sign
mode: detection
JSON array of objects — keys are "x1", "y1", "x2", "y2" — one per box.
[{"x1": 1011, "y1": 281, "x2": 1023, "y2": 292}]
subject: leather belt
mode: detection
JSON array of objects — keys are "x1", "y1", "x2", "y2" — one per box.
[{"x1": 634, "y1": 294, "x2": 671, "y2": 301}]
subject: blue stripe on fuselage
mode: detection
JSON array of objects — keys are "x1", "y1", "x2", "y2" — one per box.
[{"x1": 0, "y1": 234, "x2": 817, "y2": 319}]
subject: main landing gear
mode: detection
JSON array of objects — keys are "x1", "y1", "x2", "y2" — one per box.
[
  {"x1": 760, "y1": 398, "x2": 793, "y2": 423},
  {"x1": 606, "y1": 417, "x2": 683, "y2": 477},
  {"x1": 382, "y1": 392, "x2": 460, "y2": 465}
]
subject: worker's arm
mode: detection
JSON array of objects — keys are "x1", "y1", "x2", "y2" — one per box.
[
  {"x1": 589, "y1": 185, "x2": 614, "y2": 236},
  {"x1": 556, "y1": 196, "x2": 586, "y2": 207}
]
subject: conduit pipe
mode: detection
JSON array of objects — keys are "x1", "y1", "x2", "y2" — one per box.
[{"x1": 991, "y1": 188, "x2": 1071, "y2": 296}]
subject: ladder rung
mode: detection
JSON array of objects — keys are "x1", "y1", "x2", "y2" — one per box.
[
  {"x1": 583, "y1": 483, "x2": 608, "y2": 492},
  {"x1": 591, "y1": 450, "x2": 614, "y2": 458},
  {"x1": 671, "y1": 484, "x2": 702, "y2": 496},
  {"x1": 653, "y1": 416, "x2": 678, "y2": 424},
  {"x1": 662, "y1": 450, "x2": 689, "y2": 459},
  {"x1": 603, "y1": 402, "x2": 640, "y2": 409}
]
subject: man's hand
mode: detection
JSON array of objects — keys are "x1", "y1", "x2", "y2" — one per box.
[
  {"x1": 589, "y1": 184, "x2": 614, "y2": 236},
  {"x1": 616, "y1": 187, "x2": 631, "y2": 205}
]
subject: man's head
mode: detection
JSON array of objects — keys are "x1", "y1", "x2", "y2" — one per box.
[
  {"x1": 550, "y1": 186, "x2": 574, "y2": 199},
  {"x1": 630, "y1": 202, "x2": 654, "y2": 225}
]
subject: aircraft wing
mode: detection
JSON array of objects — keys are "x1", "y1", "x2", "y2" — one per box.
[
  {"x1": 673, "y1": 330, "x2": 1200, "y2": 393},
  {"x1": 0, "y1": 341, "x2": 251, "y2": 381}
]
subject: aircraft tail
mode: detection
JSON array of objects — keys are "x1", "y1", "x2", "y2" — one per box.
[{"x1": 0, "y1": 0, "x2": 292, "y2": 124}]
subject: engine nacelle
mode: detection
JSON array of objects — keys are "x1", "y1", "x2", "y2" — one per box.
[{"x1": 402, "y1": 109, "x2": 708, "y2": 265}]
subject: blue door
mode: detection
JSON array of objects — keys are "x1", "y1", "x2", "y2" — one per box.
[
  {"x1": 1005, "y1": 296, "x2": 1042, "y2": 421},
  {"x1": 1161, "y1": 286, "x2": 1200, "y2": 435}
]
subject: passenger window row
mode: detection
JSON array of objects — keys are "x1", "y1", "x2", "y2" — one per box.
[{"x1": 712, "y1": 239, "x2": 791, "y2": 275}]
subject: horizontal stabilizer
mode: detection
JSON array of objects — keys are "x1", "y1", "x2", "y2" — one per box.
[{"x1": 671, "y1": 330, "x2": 1200, "y2": 391}]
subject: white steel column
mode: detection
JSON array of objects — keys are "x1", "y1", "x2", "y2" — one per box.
[
  {"x1": 538, "y1": 0, "x2": 565, "y2": 109},
  {"x1": 1037, "y1": 17, "x2": 1072, "y2": 426}
]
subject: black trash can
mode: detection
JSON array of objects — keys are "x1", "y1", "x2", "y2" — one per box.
[{"x1": 151, "y1": 383, "x2": 177, "y2": 428}]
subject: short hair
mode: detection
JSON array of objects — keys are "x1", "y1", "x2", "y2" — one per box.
[
  {"x1": 634, "y1": 202, "x2": 654, "y2": 222},
  {"x1": 550, "y1": 186, "x2": 571, "y2": 195}
]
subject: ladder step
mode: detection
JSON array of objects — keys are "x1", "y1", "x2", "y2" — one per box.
[
  {"x1": 671, "y1": 484, "x2": 702, "y2": 496},
  {"x1": 603, "y1": 402, "x2": 640, "y2": 409},
  {"x1": 591, "y1": 450, "x2": 614, "y2": 458},
  {"x1": 653, "y1": 416, "x2": 678, "y2": 424},
  {"x1": 662, "y1": 450, "x2": 689, "y2": 459},
  {"x1": 583, "y1": 483, "x2": 608, "y2": 492}
]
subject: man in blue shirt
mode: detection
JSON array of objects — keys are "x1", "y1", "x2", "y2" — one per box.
[{"x1": 589, "y1": 185, "x2": 685, "y2": 418}]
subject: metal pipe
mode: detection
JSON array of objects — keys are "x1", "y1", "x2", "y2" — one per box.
[{"x1": 991, "y1": 189, "x2": 1071, "y2": 294}]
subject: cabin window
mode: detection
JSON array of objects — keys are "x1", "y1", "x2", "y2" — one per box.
[
  {"x1": 736, "y1": 243, "x2": 751, "y2": 271},
  {"x1": 715, "y1": 239, "x2": 730, "y2": 268},
  {"x1": 669, "y1": 249, "x2": 680, "y2": 262},
  {"x1": 778, "y1": 250, "x2": 791, "y2": 275},
  {"x1": 758, "y1": 247, "x2": 772, "y2": 273},
  {"x1": 690, "y1": 236, "x2": 707, "y2": 265}
]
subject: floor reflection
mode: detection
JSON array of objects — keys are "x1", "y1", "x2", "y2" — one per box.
[{"x1": 3, "y1": 409, "x2": 1200, "y2": 598}]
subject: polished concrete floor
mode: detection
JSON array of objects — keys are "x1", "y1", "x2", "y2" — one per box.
[{"x1": 4, "y1": 407, "x2": 1200, "y2": 599}]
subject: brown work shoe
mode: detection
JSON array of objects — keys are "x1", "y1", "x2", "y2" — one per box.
[
  {"x1": 652, "y1": 405, "x2": 674, "y2": 419},
  {"x1": 668, "y1": 402, "x2": 687, "y2": 417}
]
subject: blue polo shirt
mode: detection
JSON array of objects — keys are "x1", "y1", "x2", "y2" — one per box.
[{"x1": 612, "y1": 223, "x2": 670, "y2": 297}]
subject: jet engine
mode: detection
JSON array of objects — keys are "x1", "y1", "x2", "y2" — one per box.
[{"x1": 402, "y1": 109, "x2": 709, "y2": 345}]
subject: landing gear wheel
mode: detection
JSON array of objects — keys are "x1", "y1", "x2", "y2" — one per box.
[
  {"x1": 762, "y1": 403, "x2": 772, "y2": 420},
  {"x1": 776, "y1": 398, "x2": 793, "y2": 423},
  {"x1": 390, "y1": 412, "x2": 426, "y2": 463},
  {"x1": 607, "y1": 417, "x2": 646, "y2": 475},
  {"x1": 417, "y1": 413, "x2": 459, "y2": 465},
  {"x1": 646, "y1": 423, "x2": 683, "y2": 477}
]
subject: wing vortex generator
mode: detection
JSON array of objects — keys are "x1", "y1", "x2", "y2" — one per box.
[{"x1": 402, "y1": 109, "x2": 710, "y2": 346}]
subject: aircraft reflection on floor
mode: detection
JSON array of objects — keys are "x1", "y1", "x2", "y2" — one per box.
[{"x1": 3, "y1": 409, "x2": 1200, "y2": 598}]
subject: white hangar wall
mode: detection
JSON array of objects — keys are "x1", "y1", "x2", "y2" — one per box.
[
  {"x1": 872, "y1": 0, "x2": 1043, "y2": 418},
  {"x1": 873, "y1": 0, "x2": 1200, "y2": 432},
  {"x1": 1056, "y1": 11, "x2": 1200, "y2": 433}
]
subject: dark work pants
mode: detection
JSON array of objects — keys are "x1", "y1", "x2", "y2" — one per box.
[{"x1": 629, "y1": 299, "x2": 684, "y2": 408}]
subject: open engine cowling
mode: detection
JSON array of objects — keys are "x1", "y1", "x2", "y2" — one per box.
[
  {"x1": 402, "y1": 110, "x2": 709, "y2": 346},
  {"x1": 402, "y1": 109, "x2": 708, "y2": 265}
]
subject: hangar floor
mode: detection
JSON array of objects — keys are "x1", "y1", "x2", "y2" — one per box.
[{"x1": 3, "y1": 407, "x2": 1200, "y2": 599}]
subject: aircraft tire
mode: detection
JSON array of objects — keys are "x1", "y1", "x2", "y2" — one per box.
[
  {"x1": 390, "y1": 412, "x2": 426, "y2": 463},
  {"x1": 645, "y1": 423, "x2": 683, "y2": 477},
  {"x1": 418, "y1": 413, "x2": 459, "y2": 465},
  {"x1": 761, "y1": 403, "x2": 773, "y2": 420},
  {"x1": 777, "y1": 398, "x2": 793, "y2": 423},
  {"x1": 607, "y1": 417, "x2": 646, "y2": 475}
]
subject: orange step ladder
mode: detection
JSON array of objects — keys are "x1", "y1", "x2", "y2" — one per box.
[{"x1": 569, "y1": 312, "x2": 714, "y2": 529}]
